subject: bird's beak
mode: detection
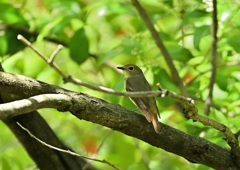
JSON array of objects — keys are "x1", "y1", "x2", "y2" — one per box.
[{"x1": 117, "y1": 66, "x2": 125, "y2": 70}]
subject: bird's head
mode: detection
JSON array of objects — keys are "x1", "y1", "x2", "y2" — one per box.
[{"x1": 117, "y1": 64, "x2": 143, "y2": 78}]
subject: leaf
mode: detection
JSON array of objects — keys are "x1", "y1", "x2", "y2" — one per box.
[
  {"x1": 193, "y1": 25, "x2": 211, "y2": 50},
  {"x1": 187, "y1": 9, "x2": 209, "y2": 18},
  {"x1": 153, "y1": 67, "x2": 178, "y2": 91},
  {"x1": 37, "y1": 16, "x2": 64, "y2": 42},
  {"x1": 0, "y1": 3, "x2": 32, "y2": 55},
  {"x1": 165, "y1": 42, "x2": 193, "y2": 62},
  {"x1": 0, "y1": 3, "x2": 28, "y2": 25},
  {"x1": 69, "y1": 28, "x2": 89, "y2": 65},
  {"x1": 216, "y1": 69, "x2": 228, "y2": 91},
  {"x1": 222, "y1": 26, "x2": 240, "y2": 53}
]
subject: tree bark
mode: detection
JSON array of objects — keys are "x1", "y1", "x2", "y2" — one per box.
[{"x1": 0, "y1": 71, "x2": 238, "y2": 169}]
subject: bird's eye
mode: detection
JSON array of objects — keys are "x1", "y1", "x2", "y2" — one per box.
[{"x1": 129, "y1": 66, "x2": 134, "y2": 70}]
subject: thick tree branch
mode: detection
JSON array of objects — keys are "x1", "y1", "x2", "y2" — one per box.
[
  {"x1": 0, "y1": 71, "x2": 239, "y2": 169},
  {"x1": 0, "y1": 75, "x2": 235, "y2": 147},
  {"x1": 131, "y1": 0, "x2": 186, "y2": 95}
]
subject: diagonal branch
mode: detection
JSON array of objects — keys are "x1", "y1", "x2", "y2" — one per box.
[
  {"x1": 0, "y1": 71, "x2": 238, "y2": 152},
  {"x1": 17, "y1": 122, "x2": 120, "y2": 170},
  {"x1": 0, "y1": 71, "x2": 238, "y2": 169},
  {"x1": 131, "y1": 0, "x2": 186, "y2": 95}
]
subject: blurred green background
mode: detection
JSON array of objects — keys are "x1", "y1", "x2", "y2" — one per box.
[{"x1": 1, "y1": 0, "x2": 240, "y2": 169}]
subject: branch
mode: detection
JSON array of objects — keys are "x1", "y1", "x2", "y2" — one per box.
[
  {"x1": 0, "y1": 94, "x2": 72, "y2": 119},
  {"x1": 131, "y1": 0, "x2": 186, "y2": 95},
  {"x1": 204, "y1": 0, "x2": 218, "y2": 114},
  {"x1": 0, "y1": 71, "x2": 238, "y2": 169},
  {"x1": 1, "y1": 71, "x2": 239, "y2": 150}
]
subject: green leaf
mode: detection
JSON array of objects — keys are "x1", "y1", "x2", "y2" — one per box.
[
  {"x1": 165, "y1": 42, "x2": 193, "y2": 62},
  {"x1": 223, "y1": 26, "x2": 240, "y2": 53},
  {"x1": 37, "y1": 16, "x2": 64, "y2": 41},
  {"x1": 216, "y1": 69, "x2": 228, "y2": 91},
  {"x1": 193, "y1": 25, "x2": 211, "y2": 50},
  {"x1": 69, "y1": 28, "x2": 89, "y2": 65},
  {"x1": 0, "y1": 3, "x2": 27, "y2": 25},
  {"x1": 187, "y1": 9, "x2": 209, "y2": 18},
  {"x1": 0, "y1": 3, "x2": 32, "y2": 55}
]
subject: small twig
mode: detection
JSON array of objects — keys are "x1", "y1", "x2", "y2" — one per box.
[
  {"x1": 204, "y1": 0, "x2": 218, "y2": 114},
  {"x1": 48, "y1": 44, "x2": 63, "y2": 64},
  {"x1": 17, "y1": 34, "x2": 67, "y2": 78},
  {"x1": 16, "y1": 122, "x2": 120, "y2": 170}
]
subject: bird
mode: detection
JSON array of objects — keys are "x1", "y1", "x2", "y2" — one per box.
[{"x1": 117, "y1": 64, "x2": 161, "y2": 133}]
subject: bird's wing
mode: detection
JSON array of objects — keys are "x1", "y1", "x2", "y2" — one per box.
[
  {"x1": 126, "y1": 76, "x2": 160, "y2": 119},
  {"x1": 126, "y1": 84, "x2": 152, "y2": 122},
  {"x1": 129, "y1": 97, "x2": 152, "y2": 122}
]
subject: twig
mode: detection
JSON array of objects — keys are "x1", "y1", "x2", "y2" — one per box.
[
  {"x1": 131, "y1": 0, "x2": 186, "y2": 95},
  {"x1": 17, "y1": 34, "x2": 166, "y2": 98},
  {"x1": 204, "y1": 0, "x2": 218, "y2": 114},
  {"x1": 48, "y1": 44, "x2": 63, "y2": 64},
  {"x1": 17, "y1": 34, "x2": 67, "y2": 78},
  {"x1": 16, "y1": 122, "x2": 120, "y2": 170}
]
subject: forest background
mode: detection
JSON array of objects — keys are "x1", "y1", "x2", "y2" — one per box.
[{"x1": 0, "y1": 0, "x2": 240, "y2": 169}]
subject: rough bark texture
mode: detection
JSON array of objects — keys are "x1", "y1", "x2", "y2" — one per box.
[{"x1": 0, "y1": 71, "x2": 239, "y2": 169}]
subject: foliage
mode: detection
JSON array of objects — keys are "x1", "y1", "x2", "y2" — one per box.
[{"x1": 0, "y1": 0, "x2": 240, "y2": 169}]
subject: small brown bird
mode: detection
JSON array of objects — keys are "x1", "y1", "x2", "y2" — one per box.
[{"x1": 117, "y1": 64, "x2": 161, "y2": 133}]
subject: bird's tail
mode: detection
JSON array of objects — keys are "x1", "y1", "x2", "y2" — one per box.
[{"x1": 151, "y1": 114, "x2": 161, "y2": 134}]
